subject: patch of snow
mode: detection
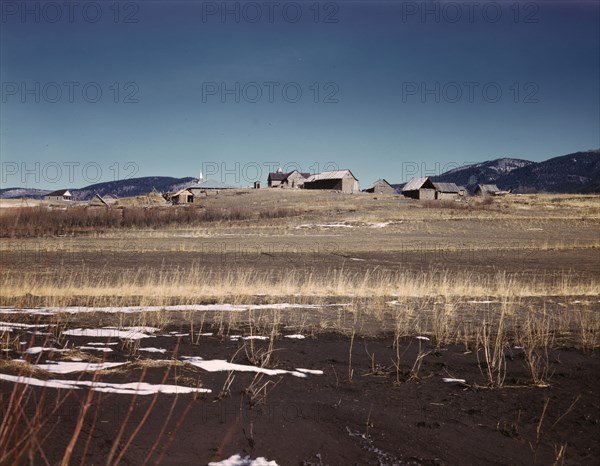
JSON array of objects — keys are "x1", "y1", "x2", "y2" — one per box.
[
  {"x1": 230, "y1": 335, "x2": 269, "y2": 341},
  {"x1": 0, "y1": 374, "x2": 210, "y2": 395},
  {"x1": 86, "y1": 342, "x2": 118, "y2": 346},
  {"x1": 62, "y1": 327, "x2": 158, "y2": 340},
  {"x1": 467, "y1": 300, "x2": 498, "y2": 304},
  {"x1": 296, "y1": 368, "x2": 323, "y2": 375},
  {"x1": 442, "y1": 378, "x2": 466, "y2": 384},
  {"x1": 0, "y1": 322, "x2": 52, "y2": 332},
  {"x1": 208, "y1": 454, "x2": 278, "y2": 466},
  {"x1": 138, "y1": 347, "x2": 167, "y2": 354},
  {"x1": 284, "y1": 334, "x2": 305, "y2": 339},
  {"x1": 182, "y1": 357, "x2": 307, "y2": 378},
  {"x1": 386, "y1": 300, "x2": 400, "y2": 305},
  {"x1": 25, "y1": 347, "x2": 67, "y2": 354},
  {"x1": 415, "y1": 336, "x2": 430, "y2": 341},
  {"x1": 78, "y1": 346, "x2": 113, "y2": 353},
  {"x1": 35, "y1": 361, "x2": 126, "y2": 374},
  {"x1": 0, "y1": 374, "x2": 76, "y2": 389},
  {"x1": 349, "y1": 258, "x2": 366, "y2": 261},
  {"x1": 74, "y1": 380, "x2": 210, "y2": 395},
  {"x1": 296, "y1": 223, "x2": 354, "y2": 229},
  {"x1": 0, "y1": 303, "x2": 335, "y2": 316}
]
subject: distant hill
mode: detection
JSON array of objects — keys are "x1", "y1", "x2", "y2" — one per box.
[
  {"x1": 0, "y1": 176, "x2": 196, "y2": 200},
  {"x1": 71, "y1": 176, "x2": 196, "y2": 200},
  {"x1": 392, "y1": 150, "x2": 600, "y2": 194},
  {"x1": 0, "y1": 188, "x2": 52, "y2": 199}
]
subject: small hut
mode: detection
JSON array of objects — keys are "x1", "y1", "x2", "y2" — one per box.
[
  {"x1": 474, "y1": 184, "x2": 500, "y2": 196},
  {"x1": 363, "y1": 179, "x2": 395, "y2": 195},
  {"x1": 401, "y1": 177, "x2": 436, "y2": 200}
]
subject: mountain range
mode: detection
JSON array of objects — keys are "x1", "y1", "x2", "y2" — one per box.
[
  {"x1": 392, "y1": 150, "x2": 600, "y2": 194},
  {"x1": 1, "y1": 150, "x2": 599, "y2": 200}
]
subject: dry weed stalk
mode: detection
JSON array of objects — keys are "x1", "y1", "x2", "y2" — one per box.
[{"x1": 476, "y1": 308, "x2": 507, "y2": 388}]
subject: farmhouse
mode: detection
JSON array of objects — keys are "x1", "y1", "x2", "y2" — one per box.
[
  {"x1": 303, "y1": 170, "x2": 359, "y2": 193},
  {"x1": 363, "y1": 179, "x2": 395, "y2": 195},
  {"x1": 474, "y1": 184, "x2": 500, "y2": 196},
  {"x1": 267, "y1": 169, "x2": 310, "y2": 188},
  {"x1": 401, "y1": 177, "x2": 436, "y2": 200},
  {"x1": 44, "y1": 189, "x2": 73, "y2": 202},
  {"x1": 432, "y1": 182, "x2": 462, "y2": 200}
]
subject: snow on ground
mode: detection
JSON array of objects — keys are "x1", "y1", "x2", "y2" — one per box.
[
  {"x1": 62, "y1": 327, "x2": 159, "y2": 340},
  {"x1": 208, "y1": 454, "x2": 278, "y2": 466},
  {"x1": 442, "y1": 378, "x2": 467, "y2": 384},
  {"x1": 297, "y1": 223, "x2": 354, "y2": 229},
  {"x1": 78, "y1": 346, "x2": 114, "y2": 353},
  {"x1": 284, "y1": 334, "x2": 305, "y2": 339},
  {"x1": 138, "y1": 347, "x2": 167, "y2": 353},
  {"x1": 181, "y1": 356, "x2": 320, "y2": 378},
  {"x1": 296, "y1": 368, "x2": 324, "y2": 375},
  {"x1": 230, "y1": 335, "x2": 269, "y2": 341},
  {"x1": 0, "y1": 374, "x2": 211, "y2": 395},
  {"x1": 35, "y1": 361, "x2": 126, "y2": 374},
  {"x1": 25, "y1": 347, "x2": 68, "y2": 354},
  {"x1": 0, "y1": 303, "x2": 340, "y2": 316},
  {"x1": 415, "y1": 336, "x2": 430, "y2": 341},
  {"x1": 0, "y1": 322, "x2": 53, "y2": 331}
]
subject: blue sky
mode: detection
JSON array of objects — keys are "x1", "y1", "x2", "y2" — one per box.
[{"x1": 1, "y1": 0, "x2": 599, "y2": 189}]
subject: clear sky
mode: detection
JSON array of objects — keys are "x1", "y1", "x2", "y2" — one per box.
[{"x1": 1, "y1": 0, "x2": 599, "y2": 189}]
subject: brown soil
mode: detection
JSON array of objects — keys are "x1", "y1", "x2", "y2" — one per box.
[{"x1": 3, "y1": 327, "x2": 599, "y2": 465}]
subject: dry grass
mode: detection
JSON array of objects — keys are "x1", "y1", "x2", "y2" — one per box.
[{"x1": 1, "y1": 266, "x2": 598, "y2": 308}]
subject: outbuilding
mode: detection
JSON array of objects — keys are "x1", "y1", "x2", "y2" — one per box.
[
  {"x1": 363, "y1": 179, "x2": 395, "y2": 195},
  {"x1": 433, "y1": 182, "x2": 462, "y2": 200},
  {"x1": 303, "y1": 170, "x2": 360, "y2": 193},
  {"x1": 401, "y1": 177, "x2": 436, "y2": 200},
  {"x1": 474, "y1": 184, "x2": 500, "y2": 196}
]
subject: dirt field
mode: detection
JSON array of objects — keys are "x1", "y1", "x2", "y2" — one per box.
[{"x1": 1, "y1": 192, "x2": 599, "y2": 465}]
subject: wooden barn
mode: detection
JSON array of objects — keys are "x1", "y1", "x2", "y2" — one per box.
[
  {"x1": 363, "y1": 179, "x2": 395, "y2": 195},
  {"x1": 401, "y1": 177, "x2": 436, "y2": 200},
  {"x1": 169, "y1": 189, "x2": 194, "y2": 204},
  {"x1": 44, "y1": 189, "x2": 73, "y2": 202},
  {"x1": 433, "y1": 182, "x2": 462, "y2": 200},
  {"x1": 474, "y1": 184, "x2": 500, "y2": 196},
  {"x1": 303, "y1": 170, "x2": 359, "y2": 193}
]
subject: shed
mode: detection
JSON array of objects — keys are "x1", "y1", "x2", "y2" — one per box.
[
  {"x1": 433, "y1": 182, "x2": 462, "y2": 200},
  {"x1": 170, "y1": 189, "x2": 194, "y2": 204},
  {"x1": 474, "y1": 184, "x2": 500, "y2": 196},
  {"x1": 303, "y1": 170, "x2": 360, "y2": 193},
  {"x1": 401, "y1": 177, "x2": 436, "y2": 200},
  {"x1": 44, "y1": 189, "x2": 73, "y2": 202},
  {"x1": 363, "y1": 179, "x2": 395, "y2": 195}
]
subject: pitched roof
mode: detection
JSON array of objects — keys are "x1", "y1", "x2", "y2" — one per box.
[
  {"x1": 365, "y1": 179, "x2": 393, "y2": 190},
  {"x1": 305, "y1": 170, "x2": 358, "y2": 182},
  {"x1": 476, "y1": 184, "x2": 500, "y2": 193},
  {"x1": 268, "y1": 171, "x2": 310, "y2": 182},
  {"x1": 45, "y1": 189, "x2": 72, "y2": 197},
  {"x1": 402, "y1": 177, "x2": 435, "y2": 192},
  {"x1": 433, "y1": 182, "x2": 461, "y2": 192},
  {"x1": 268, "y1": 172, "x2": 288, "y2": 181}
]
